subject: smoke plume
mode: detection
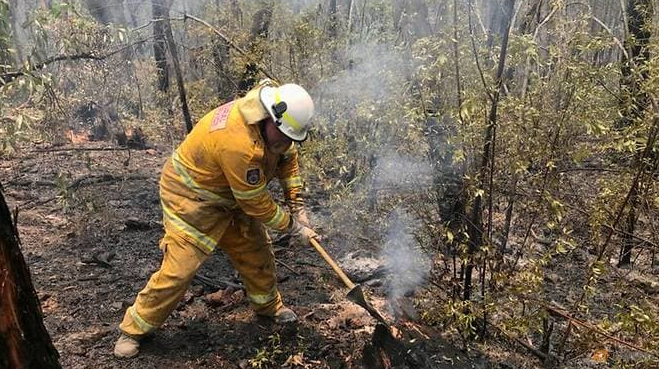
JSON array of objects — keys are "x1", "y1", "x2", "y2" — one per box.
[{"x1": 381, "y1": 208, "x2": 430, "y2": 309}]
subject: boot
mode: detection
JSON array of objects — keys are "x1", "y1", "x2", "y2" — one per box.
[
  {"x1": 113, "y1": 334, "x2": 140, "y2": 359},
  {"x1": 274, "y1": 306, "x2": 298, "y2": 324}
]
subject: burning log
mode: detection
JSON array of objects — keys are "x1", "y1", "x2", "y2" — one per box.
[
  {"x1": 363, "y1": 296, "x2": 482, "y2": 369},
  {"x1": 363, "y1": 323, "x2": 433, "y2": 369},
  {"x1": 362, "y1": 321, "x2": 484, "y2": 369}
]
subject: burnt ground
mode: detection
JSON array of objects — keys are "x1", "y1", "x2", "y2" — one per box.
[{"x1": 1, "y1": 142, "x2": 493, "y2": 369}]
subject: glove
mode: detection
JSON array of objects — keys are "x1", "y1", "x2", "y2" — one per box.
[
  {"x1": 293, "y1": 207, "x2": 311, "y2": 228},
  {"x1": 288, "y1": 217, "x2": 319, "y2": 245}
]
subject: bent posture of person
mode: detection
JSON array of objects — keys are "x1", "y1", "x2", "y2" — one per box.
[{"x1": 114, "y1": 80, "x2": 319, "y2": 358}]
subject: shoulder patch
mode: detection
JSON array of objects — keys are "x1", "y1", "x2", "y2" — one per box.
[
  {"x1": 210, "y1": 101, "x2": 235, "y2": 132},
  {"x1": 246, "y1": 168, "x2": 261, "y2": 185}
]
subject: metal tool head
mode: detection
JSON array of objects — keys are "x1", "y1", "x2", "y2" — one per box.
[{"x1": 347, "y1": 284, "x2": 390, "y2": 328}]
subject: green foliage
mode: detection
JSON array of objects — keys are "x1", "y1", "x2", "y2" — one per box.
[
  {"x1": 0, "y1": 0, "x2": 12, "y2": 68},
  {"x1": 248, "y1": 333, "x2": 284, "y2": 369},
  {"x1": 54, "y1": 171, "x2": 74, "y2": 211},
  {"x1": 3, "y1": 0, "x2": 659, "y2": 364}
]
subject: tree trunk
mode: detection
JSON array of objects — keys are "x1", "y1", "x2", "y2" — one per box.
[
  {"x1": 485, "y1": 0, "x2": 507, "y2": 51},
  {"x1": 393, "y1": 0, "x2": 432, "y2": 43},
  {"x1": 239, "y1": 7, "x2": 272, "y2": 93},
  {"x1": 618, "y1": 0, "x2": 653, "y2": 267},
  {"x1": 231, "y1": 0, "x2": 243, "y2": 28},
  {"x1": 163, "y1": 17, "x2": 194, "y2": 133},
  {"x1": 0, "y1": 0, "x2": 12, "y2": 72},
  {"x1": 618, "y1": 0, "x2": 652, "y2": 129},
  {"x1": 212, "y1": 39, "x2": 232, "y2": 98},
  {"x1": 153, "y1": 0, "x2": 171, "y2": 93},
  {"x1": 0, "y1": 185, "x2": 61, "y2": 369},
  {"x1": 464, "y1": 0, "x2": 515, "y2": 303},
  {"x1": 518, "y1": 0, "x2": 543, "y2": 35},
  {"x1": 328, "y1": 0, "x2": 340, "y2": 63},
  {"x1": 6, "y1": 0, "x2": 23, "y2": 65},
  {"x1": 85, "y1": 0, "x2": 126, "y2": 25},
  {"x1": 125, "y1": 0, "x2": 140, "y2": 28},
  {"x1": 347, "y1": 0, "x2": 354, "y2": 38},
  {"x1": 208, "y1": 0, "x2": 240, "y2": 97},
  {"x1": 329, "y1": 0, "x2": 338, "y2": 38}
]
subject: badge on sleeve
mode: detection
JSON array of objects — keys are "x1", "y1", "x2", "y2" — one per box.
[{"x1": 246, "y1": 168, "x2": 261, "y2": 185}]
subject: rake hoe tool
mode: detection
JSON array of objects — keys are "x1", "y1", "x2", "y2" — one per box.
[{"x1": 309, "y1": 238, "x2": 390, "y2": 328}]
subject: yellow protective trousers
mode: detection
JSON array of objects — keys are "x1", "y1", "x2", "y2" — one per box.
[{"x1": 119, "y1": 215, "x2": 283, "y2": 338}]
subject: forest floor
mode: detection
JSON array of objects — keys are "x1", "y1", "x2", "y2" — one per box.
[{"x1": 1, "y1": 141, "x2": 499, "y2": 369}]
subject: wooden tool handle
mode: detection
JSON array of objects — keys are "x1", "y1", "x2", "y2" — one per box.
[{"x1": 309, "y1": 238, "x2": 355, "y2": 289}]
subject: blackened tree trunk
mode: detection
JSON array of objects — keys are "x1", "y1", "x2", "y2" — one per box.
[
  {"x1": 239, "y1": 7, "x2": 272, "y2": 93},
  {"x1": 618, "y1": 0, "x2": 653, "y2": 267},
  {"x1": 0, "y1": 185, "x2": 61, "y2": 369},
  {"x1": 329, "y1": 0, "x2": 338, "y2": 38},
  {"x1": 464, "y1": 0, "x2": 515, "y2": 303},
  {"x1": 153, "y1": 0, "x2": 170, "y2": 93},
  {"x1": 163, "y1": 17, "x2": 194, "y2": 133},
  {"x1": 328, "y1": 0, "x2": 339, "y2": 63}
]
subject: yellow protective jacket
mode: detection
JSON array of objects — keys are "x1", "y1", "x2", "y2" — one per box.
[{"x1": 159, "y1": 86, "x2": 304, "y2": 254}]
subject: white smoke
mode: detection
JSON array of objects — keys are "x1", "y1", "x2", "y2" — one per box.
[
  {"x1": 381, "y1": 208, "x2": 430, "y2": 305},
  {"x1": 372, "y1": 151, "x2": 434, "y2": 191},
  {"x1": 319, "y1": 43, "x2": 412, "y2": 104}
]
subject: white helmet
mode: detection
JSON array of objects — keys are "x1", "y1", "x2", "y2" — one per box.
[{"x1": 259, "y1": 83, "x2": 314, "y2": 141}]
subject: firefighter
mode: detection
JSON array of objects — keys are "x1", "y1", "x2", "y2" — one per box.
[{"x1": 114, "y1": 81, "x2": 319, "y2": 359}]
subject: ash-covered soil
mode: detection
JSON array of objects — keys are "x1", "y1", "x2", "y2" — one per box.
[{"x1": 1, "y1": 142, "x2": 491, "y2": 369}]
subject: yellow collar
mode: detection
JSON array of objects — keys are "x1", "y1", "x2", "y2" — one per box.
[{"x1": 236, "y1": 87, "x2": 269, "y2": 125}]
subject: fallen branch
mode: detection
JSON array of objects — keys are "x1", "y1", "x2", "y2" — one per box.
[
  {"x1": 426, "y1": 278, "x2": 554, "y2": 363},
  {"x1": 193, "y1": 273, "x2": 244, "y2": 291},
  {"x1": 546, "y1": 304, "x2": 659, "y2": 358},
  {"x1": 68, "y1": 174, "x2": 146, "y2": 190},
  {"x1": 10, "y1": 174, "x2": 148, "y2": 210},
  {"x1": 493, "y1": 324, "x2": 553, "y2": 363},
  {"x1": 275, "y1": 258, "x2": 300, "y2": 276},
  {"x1": 7, "y1": 174, "x2": 147, "y2": 190},
  {"x1": 562, "y1": 201, "x2": 659, "y2": 250},
  {"x1": 30, "y1": 147, "x2": 129, "y2": 153}
]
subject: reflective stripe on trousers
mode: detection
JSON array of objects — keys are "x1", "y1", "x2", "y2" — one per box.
[
  {"x1": 161, "y1": 201, "x2": 218, "y2": 253},
  {"x1": 128, "y1": 306, "x2": 156, "y2": 334},
  {"x1": 248, "y1": 285, "x2": 278, "y2": 305},
  {"x1": 281, "y1": 175, "x2": 302, "y2": 188}
]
